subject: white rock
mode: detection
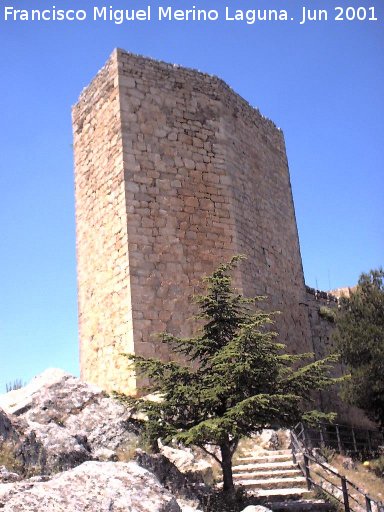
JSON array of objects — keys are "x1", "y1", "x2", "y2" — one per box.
[
  {"x1": 255, "y1": 429, "x2": 280, "y2": 450},
  {"x1": 160, "y1": 443, "x2": 194, "y2": 469},
  {"x1": 0, "y1": 369, "x2": 71, "y2": 415},
  {"x1": 178, "y1": 501, "x2": 203, "y2": 512},
  {"x1": 0, "y1": 370, "x2": 139, "y2": 474},
  {"x1": 1, "y1": 461, "x2": 181, "y2": 511},
  {"x1": 0, "y1": 466, "x2": 22, "y2": 483},
  {"x1": 241, "y1": 506, "x2": 273, "y2": 512},
  {"x1": 158, "y1": 441, "x2": 213, "y2": 482}
]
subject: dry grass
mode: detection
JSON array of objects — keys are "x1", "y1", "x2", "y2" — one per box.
[
  {"x1": 0, "y1": 442, "x2": 24, "y2": 474},
  {"x1": 233, "y1": 437, "x2": 259, "y2": 462},
  {"x1": 115, "y1": 439, "x2": 140, "y2": 462},
  {"x1": 309, "y1": 452, "x2": 384, "y2": 512},
  {"x1": 331, "y1": 454, "x2": 384, "y2": 502},
  {"x1": 0, "y1": 442, "x2": 44, "y2": 477}
]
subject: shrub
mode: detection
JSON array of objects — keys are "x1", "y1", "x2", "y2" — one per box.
[
  {"x1": 319, "y1": 306, "x2": 336, "y2": 323},
  {"x1": 5, "y1": 379, "x2": 25, "y2": 392},
  {"x1": 200, "y1": 487, "x2": 251, "y2": 512},
  {"x1": 369, "y1": 456, "x2": 384, "y2": 478}
]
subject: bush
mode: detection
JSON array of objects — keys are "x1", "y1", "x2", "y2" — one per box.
[
  {"x1": 5, "y1": 379, "x2": 24, "y2": 392},
  {"x1": 200, "y1": 487, "x2": 251, "y2": 512},
  {"x1": 369, "y1": 456, "x2": 384, "y2": 478},
  {"x1": 320, "y1": 446, "x2": 336, "y2": 462},
  {"x1": 319, "y1": 306, "x2": 336, "y2": 323},
  {"x1": 0, "y1": 442, "x2": 24, "y2": 475}
]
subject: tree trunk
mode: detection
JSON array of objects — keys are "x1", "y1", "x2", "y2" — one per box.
[{"x1": 220, "y1": 440, "x2": 235, "y2": 493}]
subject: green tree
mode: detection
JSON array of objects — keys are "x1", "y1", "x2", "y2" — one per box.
[
  {"x1": 334, "y1": 268, "x2": 384, "y2": 427},
  {"x1": 124, "y1": 256, "x2": 338, "y2": 494}
]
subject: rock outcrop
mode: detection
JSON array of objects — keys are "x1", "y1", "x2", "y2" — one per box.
[
  {"x1": 0, "y1": 369, "x2": 140, "y2": 475},
  {"x1": 0, "y1": 371, "x2": 206, "y2": 511},
  {"x1": 1, "y1": 370, "x2": 290, "y2": 511},
  {"x1": 158, "y1": 441, "x2": 215, "y2": 484},
  {"x1": 0, "y1": 407, "x2": 19, "y2": 444},
  {"x1": 0, "y1": 461, "x2": 181, "y2": 511}
]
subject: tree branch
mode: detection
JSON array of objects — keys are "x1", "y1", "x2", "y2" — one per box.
[
  {"x1": 230, "y1": 438, "x2": 239, "y2": 457},
  {"x1": 199, "y1": 444, "x2": 222, "y2": 466}
]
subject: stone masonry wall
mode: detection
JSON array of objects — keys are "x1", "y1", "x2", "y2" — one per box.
[
  {"x1": 72, "y1": 53, "x2": 136, "y2": 393},
  {"x1": 221, "y1": 90, "x2": 311, "y2": 354},
  {"x1": 305, "y1": 287, "x2": 374, "y2": 427},
  {"x1": 73, "y1": 49, "x2": 313, "y2": 395}
]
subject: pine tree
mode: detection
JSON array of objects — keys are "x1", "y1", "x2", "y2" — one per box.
[
  {"x1": 334, "y1": 268, "x2": 384, "y2": 427},
  {"x1": 124, "y1": 256, "x2": 338, "y2": 494}
]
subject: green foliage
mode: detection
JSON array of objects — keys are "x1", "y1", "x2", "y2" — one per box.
[
  {"x1": 0, "y1": 442, "x2": 24, "y2": 474},
  {"x1": 333, "y1": 268, "x2": 384, "y2": 427},
  {"x1": 369, "y1": 456, "x2": 384, "y2": 478},
  {"x1": 320, "y1": 446, "x2": 336, "y2": 463},
  {"x1": 0, "y1": 441, "x2": 46, "y2": 478},
  {"x1": 314, "y1": 489, "x2": 343, "y2": 512},
  {"x1": 319, "y1": 306, "x2": 336, "y2": 323},
  {"x1": 200, "y1": 487, "x2": 250, "y2": 512},
  {"x1": 123, "y1": 256, "x2": 338, "y2": 493}
]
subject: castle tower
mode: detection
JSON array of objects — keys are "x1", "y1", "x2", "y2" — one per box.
[{"x1": 72, "y1": 49, "x2": 313, "y2": 394}]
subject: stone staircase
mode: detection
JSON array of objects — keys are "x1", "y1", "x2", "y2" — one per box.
[{"x1": 233, "y1": 449, "x2": 331, "y2": 511}]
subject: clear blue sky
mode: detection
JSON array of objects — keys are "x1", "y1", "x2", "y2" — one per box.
[{"x1": 0, "y1": 0, "x2": 383, "y2": 390}]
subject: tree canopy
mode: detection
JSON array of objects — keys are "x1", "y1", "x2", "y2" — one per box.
[
  {"x1": 334, "y1": 268, "x2": 384, "y2": 427},
  {"x1": 123, "y1": 256, "x2": 338, "y2": 493}
]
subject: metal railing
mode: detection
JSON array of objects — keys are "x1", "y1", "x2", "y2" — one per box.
[
  {"x1": 291, "y1": 428, "x2": 384, "y2": 512},
  {"x1": 294, "y1": 422, "x2": 384, "y2": 458}
]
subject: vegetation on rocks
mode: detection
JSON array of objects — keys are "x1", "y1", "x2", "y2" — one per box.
[
  {"x1": 122, "y1": 256, "x2": 339, "y2": 495},
  {"x1": 0, "y1": 442, "x2": 24, "y2": 475},
  {"x1": 319, "y1": 306, "x2": 336, "y2": 323},
  {"x1": 369, "y1": 456, "x2": 384, "y2": 479},
  {"x1": 5, "y1": 379, "x2": 24, "y2": 393},
  {"x1": 0, "y1": 369, "x2": 141, "y2": 477}
]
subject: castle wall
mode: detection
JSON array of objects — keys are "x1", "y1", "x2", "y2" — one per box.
[
  {"x1": 73, "y1": 49, "x2": 316, "y2": 395},
  {"x1": 221, "y1": 90, "x2": 311, "y2": 353},
  {"x1": 117, "y1": 52, "x2": 238, "y2": 367},
  {"x1": 72, "y1": 53, "x2": 136, "y2": 393},
  {"x1": 305, "y1": 287, "x2": 375, "y2": 428}
]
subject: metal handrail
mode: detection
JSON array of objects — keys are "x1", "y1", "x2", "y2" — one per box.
[
  {"x1": 293, "y1": 422, "x2": 384, "y2": 457},
  {"x1": 290, "y1": 429, "x2": 384, "y2": 512}
]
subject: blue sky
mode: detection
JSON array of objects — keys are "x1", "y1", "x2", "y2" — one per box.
[{"x1": 0, "y1": 0, "x2": 383, "y2": 390}]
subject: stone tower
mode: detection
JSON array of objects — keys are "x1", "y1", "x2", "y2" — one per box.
[{"x1": 72, "y1": 49, "x2": 313, "y2": 395}]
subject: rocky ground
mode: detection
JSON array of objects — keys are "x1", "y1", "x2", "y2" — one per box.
[{"x1": 0, "y1": 369, "x2": 274, "y2": 511}]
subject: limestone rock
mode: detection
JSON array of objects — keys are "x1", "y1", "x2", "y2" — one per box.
[
  {"x1": 0, "y1": 369, "x2": 139, "y2": 474},
  {"x1": 0, "y1": 407, "x2": 41, "y2": 475},
  {"x1": 341, "y1": 456, "x2": 356, "y2": 470},
  {"x1": 0, "y1": 407, "x2": 19, "y2": 443},
  {"x1": 255, "y1": 429, "x2": 281, "y2": 450},
  {"x1": 135, "y1": 449, "x2": 203, "y2": 502},
  {"x1": 1, "y1": 461, "x2": 181, "y2": 511},
  {"x1": 0, "y1": 466, "x2": 22, "y2": 483},
  {"x1": 0, "y1": 369, "x2": 69, "y2": 415},
  {"x1": 159, "y1": 442, "x2": 214, "y2": 483},
  {"x1": 241, "y1": 507, "x2": 273, "y2": 512}
]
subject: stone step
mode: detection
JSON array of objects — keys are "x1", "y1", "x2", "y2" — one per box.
[
  {"x1": 233, "y1": 460, "x2": 296, "y2": 472},
  {"x1": 249, "y1": 487, "x2": 312, "y2": 500},
  {"x1": 266, "y1": 499, "x2": 332, "y2": 511},
  {"x1": 230, "y1": 447, "x2": 326, "y2": 509},
  {"x1": 237, "y1": 453, "x2": 293, "y2": 463},
  {"x1": 236, "y1": 455, "x2": 293, "y2": 466},
  {"x1": 240, "y1": 449, "x2": 293, "y2": 457},
  {"x1": 235, "y1": 476, "x2": 307, "y2": 490},
  {"x1": 233, "y1": 468, "x2": 302, "y2": 480}
]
